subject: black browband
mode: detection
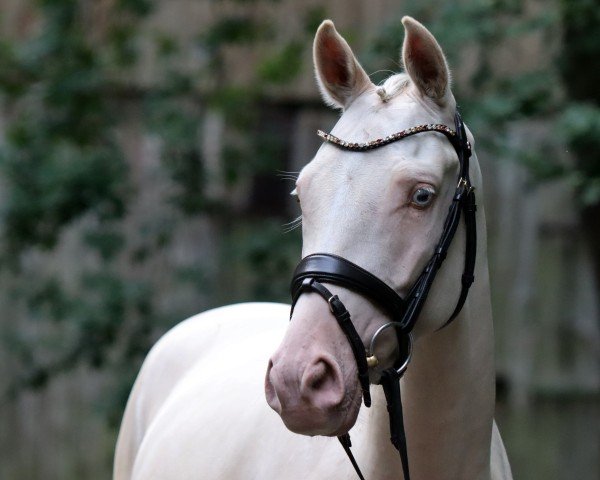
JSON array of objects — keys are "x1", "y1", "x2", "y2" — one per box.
[{"x1": 289, "y1": 111, "x2": 477, "y2": 480}]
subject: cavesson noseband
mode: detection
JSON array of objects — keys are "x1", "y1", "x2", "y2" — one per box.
[{"x1": 289, "y1": 111, "x2": 477, "y2": 480}]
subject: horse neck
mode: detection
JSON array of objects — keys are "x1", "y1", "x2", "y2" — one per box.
[{"x1": 366, "y1": 214, "x2": 495, "y2": 480}]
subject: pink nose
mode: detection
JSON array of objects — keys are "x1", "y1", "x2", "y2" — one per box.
[{"x1": 265, "y1": 354, "x2": 346, "y2": 435}]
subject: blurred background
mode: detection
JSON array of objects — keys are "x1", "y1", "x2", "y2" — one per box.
[{"x1": 0, "y1": 0, "x2": 598, "y2": 478}]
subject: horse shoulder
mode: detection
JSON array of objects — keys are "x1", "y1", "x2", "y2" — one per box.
[{"x1": 114, "y1": 302, "x2": 290, "y2": 480}]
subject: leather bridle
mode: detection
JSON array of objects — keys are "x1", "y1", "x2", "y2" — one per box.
[{"x1": 289, "y1": 111, "x2": 476, "y2": 480}]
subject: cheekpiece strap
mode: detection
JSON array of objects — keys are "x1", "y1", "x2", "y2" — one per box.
[{"x1": 291, "y1": 277, "x2": 372, "y2": 407}]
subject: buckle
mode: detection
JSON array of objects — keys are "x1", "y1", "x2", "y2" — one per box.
[
  {"x1": 454, "y1": 177, "x2": 474, "y2": 200},
  {"x1": 327, "y1": 294, "x2": 339, "y2": 314}
]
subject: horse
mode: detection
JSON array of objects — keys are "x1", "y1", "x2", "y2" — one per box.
[{"x1": 114, "y1": 16, "x2": 513, "y2": 480}]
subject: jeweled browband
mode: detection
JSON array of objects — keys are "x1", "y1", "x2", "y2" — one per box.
[{"x1": 317, "y1": 123, "x2": 471, "y2": 155}]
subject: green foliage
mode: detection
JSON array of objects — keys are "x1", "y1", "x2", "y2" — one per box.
[
  {"x1": 0, "y1": 0, "x2": 153, "y2": 408},
  {"x1": 1, "y1": 139, "x2": 127, "y2": 255},
  {"x1": 116, "y1": 0, "x2": 153, "y2": 16},
  {"x1": 559, "y1": 0, "x2": 600, "y2": 102},
  {"x1": 559, "y1": 103, "x2": 600, "y2": 205},
  {"x1": 201, "y1": 15, "x2": 273, "y2": 51},
  {"x1": 0, "y1": 0, "x2": 132, "y2": 257},
  {"x1": 558, "y1": 0, "x2": 600, "y2": 211},
  {"x1": 561, "y1": 104, "x2": 600, "y2": 146},
  {"x1": 258, "y1": 41, "x2": 304, "y2": 84},
  {"x1": 0, "y1": 0, "x2": 316, "y2": 425},
  {"x1": 303, "y1": 6, "x2": 329, "y2": 34},
  {"x1": 6, "y1": 266, "x2": 155, "y2": 394},
  {"x1": 145, "y1": 90, "x2": 209, "y2": 215},
  {"x1": 219, "y1": 219, "x2": 301, "y2": 302}
]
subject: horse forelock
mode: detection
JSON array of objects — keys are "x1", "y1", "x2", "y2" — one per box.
[{"x1": 375, "y1": 73, "x2": 411, "y2": 103}]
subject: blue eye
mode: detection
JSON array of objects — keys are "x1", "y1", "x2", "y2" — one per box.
[{"x1": 411, "y1": 187, "x2": 435, "y2": 207}]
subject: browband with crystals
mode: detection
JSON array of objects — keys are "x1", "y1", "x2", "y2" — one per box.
[{"x1": 317, "y1": 123, "x2": 471, "y2": 155}]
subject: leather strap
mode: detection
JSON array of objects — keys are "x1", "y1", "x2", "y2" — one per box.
[
  {"x1": 400, "y1": 175, "x2": 474, "y2": 332},
  {"x1": 441, "y1": 188, "x2": 476, "y2": 328},
  {"x1": 338, "y1": 434, "x2": 366, "y2": 480},
  {"x1": 291, "y1": 253, "x2": 407, "y2": 324},
  {"x1": 439, "y1": 110, "x2": 477, "y2": 328},
  {"x1": 380, "y1": 369, "x2": 410, "y2": 480},
  {"x1": 338, "y1": 360, "x2": 412, "y2": 480}
]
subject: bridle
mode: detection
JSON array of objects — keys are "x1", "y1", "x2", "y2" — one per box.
[{"x1": 289, "y1": 111, "x2": 477, "y2": 480}]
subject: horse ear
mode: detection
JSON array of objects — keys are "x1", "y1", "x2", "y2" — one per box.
[
  {"x1": 313, "y1": 20, "x2": 372, "y2": 110},
  {"x1": 401, "y1": 16, "x2": 450, "y2": 103}
]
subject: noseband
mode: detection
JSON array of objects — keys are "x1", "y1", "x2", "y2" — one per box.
[{"x1": 289, "y1": 111, "x2": 476, "y2": 480}]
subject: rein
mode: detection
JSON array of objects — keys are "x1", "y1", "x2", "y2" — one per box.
[{"x1": 289, "y1": 111, "x2": 476, "y2": 480}]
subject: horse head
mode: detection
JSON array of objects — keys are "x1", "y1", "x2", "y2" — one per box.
[{"x1": 265, "y1": 16, "x2": 479, "y2": 439}]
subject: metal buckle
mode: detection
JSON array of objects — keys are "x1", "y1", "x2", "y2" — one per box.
[
  {"x1": 455, "y1": 177, "x2": 475, "y2": 200},
  {"x1": 466, "y1": 140, "x2": 472, "y2": 154},
  {"x1": 327, "y1": 295, "x2": 339, "y2": 314}
]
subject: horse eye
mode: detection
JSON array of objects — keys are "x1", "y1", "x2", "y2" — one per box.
[{"x1": 411, "y1": 187, "x2": 435, "y2": 208}]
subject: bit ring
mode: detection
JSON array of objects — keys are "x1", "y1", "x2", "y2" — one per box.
[{"x1": 367, "y1": 323, "x2": 414, "y2": 376}]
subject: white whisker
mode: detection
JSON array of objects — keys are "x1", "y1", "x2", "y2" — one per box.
[
  {"x1": 276, "y1": 170, "x2": 300, "y2": 182},
  {"x1": 370, "y1": 69, "x2": 397, "y2": 80},
  {"x1": 282, "y1": 215, "x2": 302, "y2": 234}
]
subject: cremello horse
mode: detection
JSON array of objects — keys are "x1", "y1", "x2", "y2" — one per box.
[{"x1": 114, "y1": 17, "x2": 513, "y2": 480}]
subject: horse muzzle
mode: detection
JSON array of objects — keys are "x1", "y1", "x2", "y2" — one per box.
[{"x1": 265, "y1": 352, "x2": 360, "y2": 436}]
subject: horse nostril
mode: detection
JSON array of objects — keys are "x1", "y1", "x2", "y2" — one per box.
[
  {"x1": 305, "y1": 360, "x2": 331, "y2": 391},
  {"x1": 301, "y1": 357, "x2": 345, "y2": 409}
]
